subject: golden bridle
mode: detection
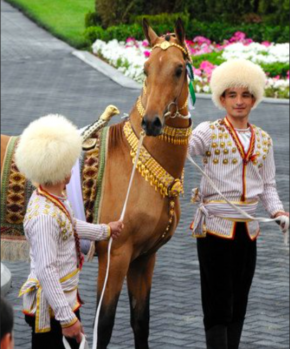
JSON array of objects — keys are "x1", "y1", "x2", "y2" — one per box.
[{"x1": 136, "y1": 40, "x2": 193, "y2": 146}]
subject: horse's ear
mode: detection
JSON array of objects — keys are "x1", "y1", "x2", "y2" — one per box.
[
  {"x1": 174, "y1": 18, "x2": 185, "y2": 45},
  {"x1": 143, "y1": 18, "x2": 158, "y2": 47}
]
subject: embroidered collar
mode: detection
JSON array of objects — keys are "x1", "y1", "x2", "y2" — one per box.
[
  {"x1": 223, "y1": 117, "x2": 256, "y2": 163},
  {"x1": 37, "y1": 186, "x2": 71, "y2": 221}
]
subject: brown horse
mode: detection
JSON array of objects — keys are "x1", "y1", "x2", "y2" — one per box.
[{"x1": 1, "y1": 19, "x2": 192, "y2": 349}]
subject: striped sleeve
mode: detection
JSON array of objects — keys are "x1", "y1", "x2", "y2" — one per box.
[
  {"x1": 75, "y1": 219, "x2": 110, "y2": 240},
  {"x1": 258, "y1": 144, "x2": 284, "y2": 216},
  {"x1": 27, "y1": 215, "x2": 77, "y2": 326},
  {"x1": 188, "y1": 121, "x2": 212, "y2": 156}
]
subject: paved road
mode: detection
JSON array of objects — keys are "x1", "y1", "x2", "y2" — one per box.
[{"x1": 1, "y1": 1, "x2": 289, "y2": 348}]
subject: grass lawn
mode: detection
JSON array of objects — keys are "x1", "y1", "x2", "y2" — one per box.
[{"x1": 5, "y1": 0, "x2": 95, "y2": 48}]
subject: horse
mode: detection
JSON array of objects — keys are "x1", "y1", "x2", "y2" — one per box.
[{"x1": 1, "y1": 19, "x2": 193, "y2": 349}]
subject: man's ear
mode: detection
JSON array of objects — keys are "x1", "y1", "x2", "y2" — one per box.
[
  {"x1": 251, "y1": 96, "x2": 256, "y2": 107},
  {"x1": 142, "y1": 18, "x2": 158, "y2": 47},
  {"x1": 1, "y1": 333, "x2": 13, "y2": 349},
  {"x1": 220, "y1": 95, "x2": 226, "y2": 107}
]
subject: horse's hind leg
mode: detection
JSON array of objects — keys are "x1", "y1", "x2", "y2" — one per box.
[
  {"x1": 127, "y1": 253, "x2": 156, "y2": 349},
  {"x1": 96, "y1": 247, "x2": 132, "y2": 349}
]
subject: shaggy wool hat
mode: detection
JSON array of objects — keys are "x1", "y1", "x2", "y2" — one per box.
[
  {"x1": 210, "y1": 59, "x2": 267, "y2": 110},
  {"x1": 15, "y1": 114, "x2": 82, "y2": 185}
]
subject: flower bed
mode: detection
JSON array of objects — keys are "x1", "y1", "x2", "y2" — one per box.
[{"x1": 92, "y1": 32, "x2": 289, "y2": 99}]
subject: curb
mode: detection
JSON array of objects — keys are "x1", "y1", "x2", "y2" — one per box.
[
  {"x1": 1, "y1": 263, "x2": 12, "y2": 296},
  {"x1": 72, "y1": 50, "x2": 289, "y2": 105},
  {"x1": 72, "y1": 51, "x2": 140, "y2": 90}
]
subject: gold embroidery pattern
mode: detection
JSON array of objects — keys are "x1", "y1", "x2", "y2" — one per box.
[{"x1": 123, "y1": 122, "x2": 184, "y2": 198}]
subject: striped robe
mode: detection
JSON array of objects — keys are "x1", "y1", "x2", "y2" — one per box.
[{"x1": 20, "y1": 190, "x2": 110, "y2": 332}]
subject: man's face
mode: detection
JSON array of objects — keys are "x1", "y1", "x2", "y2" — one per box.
[{"x1": 220, "y1": 87, "x2": 256, "y2": 120}]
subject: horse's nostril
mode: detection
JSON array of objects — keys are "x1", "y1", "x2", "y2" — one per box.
[
  {"x1": 153, "y1": 117, "x2": 162, "y2": 128},
  {"x1": 141, "y1": 118, "x2": 146, "y2": 129}
]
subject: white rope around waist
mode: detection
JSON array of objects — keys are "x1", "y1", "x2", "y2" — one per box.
[{"x1": 187, "y1": 153, "x2": 289, "y2": 244}]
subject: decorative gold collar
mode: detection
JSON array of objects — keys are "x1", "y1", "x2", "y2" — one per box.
[{"x1": 123, "y1": 121, "x2": 184, "y2": 198}]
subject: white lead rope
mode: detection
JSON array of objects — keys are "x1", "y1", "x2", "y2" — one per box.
[
  {"x1": 92, "y1": 131, "x2": 146, "y2": 349},
  {"x1": 187, "y1": 153, "x2": 289, "y2": 245},
  {"x1": 63, "y1": 131, "x2": 145, "y2": 349}
]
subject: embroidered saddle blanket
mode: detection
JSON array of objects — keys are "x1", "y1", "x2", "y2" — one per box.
[{"x1": 1, "y1": 128, "x2": 109, "y2": 261}]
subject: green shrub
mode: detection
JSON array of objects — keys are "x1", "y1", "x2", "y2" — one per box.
[
  {"x1": 191, "y1": 52, "x2": 226, "y2": 69},
  {"x1": 84, "y1": 24, "x2": 144, "y2": 43},
  {"x1": 133, "y1": 12, "x2": 190, "y2": 28},
  {"x1": 95, "y1": 0, "x2": 142, "y2": 27},
  {"x1": 260, "y1": 63, "x2": 289, "y2": 78},
  {"x1": 85, "y1": 11, "x2": 102, "y2": 28},
  {"x1": 186, "y1": 20, "x2": 289, "y2": 43},
  {"x1": 84, "y1": 19, "x2": 289, "y2": 45}
]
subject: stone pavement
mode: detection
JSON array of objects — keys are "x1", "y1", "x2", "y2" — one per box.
[{"x1": 1, "y1": 1, "x2": 289, "y2": 348}]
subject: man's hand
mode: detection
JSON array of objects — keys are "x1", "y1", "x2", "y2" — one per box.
[
  {"x1": 274, "y1": 212, "x2": 289, "y2": 245},
  {"x1": 108, "y1": 221, "x2": 124, "y2": 240},
  {"x1": 62, "y1": 319, "x2": 84, "y2": 343},
  {"x1": 274, "y1": 212, "x2": 290, "y2": 231}
]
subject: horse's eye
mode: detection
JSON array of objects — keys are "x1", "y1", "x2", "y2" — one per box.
[
  {"x1": 144, "y1": 70, "x2": 148, "y2": 77},
  {"x1": 175, "y1": 68, "x2": 183, "y2": 78}
]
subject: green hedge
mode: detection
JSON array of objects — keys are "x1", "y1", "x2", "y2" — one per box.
[
  {"x1": 94, "y1": 0, "x2": 289, "y2": 27},
  {"x1": 191, "y1": 53, "x2": 289, "y2": 78},
  {"x1": 84, "y1": 19, "x2": 289, "y2": 45}
]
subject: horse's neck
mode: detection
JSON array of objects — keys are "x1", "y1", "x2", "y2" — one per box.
[{"x1": 130, "y1": 108, "x2": 189, "y2": 179}]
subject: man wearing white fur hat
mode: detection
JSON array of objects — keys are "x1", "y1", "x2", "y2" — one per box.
[
  {"x1": 15, "y1": 115, "x2": 124, "y2": 349},
  {"x1": 188, "y1": 59, "x2": 289, "y2": 349}
]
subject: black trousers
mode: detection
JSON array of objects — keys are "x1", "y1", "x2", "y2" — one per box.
[
  {"x1": 197, "y1": 223, "x2": 257, "y2": 331},
  {"x1": 25, "y1": 310, "x2": 81, "y2": 349}
]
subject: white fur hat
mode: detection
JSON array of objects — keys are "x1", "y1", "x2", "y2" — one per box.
[
  {"x1": 15, "y1": 114, "x2": 82, "y2": 185},
  {"x1": 210, "y1": 59, "x2": 267, "y2": 109}
]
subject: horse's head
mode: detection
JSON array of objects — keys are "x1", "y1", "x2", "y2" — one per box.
[{"x1": 141, "y1": 18, "x2": 190, "y2": 137}]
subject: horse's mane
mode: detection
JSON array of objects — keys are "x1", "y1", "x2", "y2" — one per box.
[{"x1": 108, "y1": 120, "x2": 127, "y2": 149}]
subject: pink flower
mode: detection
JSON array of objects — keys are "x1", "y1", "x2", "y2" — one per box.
[
  {"x1": 262, "y1": 41, "x2": 271, "y2": 47},
  {"x1": 200, "y1": 61, "x2": 215, "y2": 70},
  {"x1": 274, "y1": 75, "x2": 281, "y2": 80},
  {"x1": 142, "y1": 40, "x2": 149, "y2": 47},
  {"x1": 193, "y1": 36, "x2": 211, "y2": 46},
  {"x1": 126, "y1": 37, "x2": 136, "y2": 43},
  {"x1": 230, "y1": 32, "x2": 247, "y2": 43},
  {"x1": 195, "y1": 46, "x2": 213, "y2": 55},
  {"x1": 144, "y1": 51, "x2": 151, "y2": 58},
  {"x1": 193, "y1": 68, "x2": 202, "y2": 76},
  {"x1": 199, "y1": 61, "x2": 216, "y2": 78},
  {"x1": 186, "y1": 39, "x2": 194, "y2": 46},
  {"x1": 287, "y1": 71, "x2": 290, "y2": 80}
]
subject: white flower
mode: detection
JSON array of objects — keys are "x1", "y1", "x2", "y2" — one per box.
[
  {"x1": 222, "y1": 42, "x2": 289, "y2": 64},
  {"x1": 92, "y1": 39, "x2": 289, "y2": 97}
]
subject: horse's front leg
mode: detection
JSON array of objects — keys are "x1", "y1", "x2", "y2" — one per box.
[
  {"x1": 96, "y1": 244, "x2": 132, "y2": 349},
  {"x1": 127, "y1": 253, "x2": 156, "y2": 349}
]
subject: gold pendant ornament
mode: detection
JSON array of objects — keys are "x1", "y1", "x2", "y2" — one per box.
[{"x1": 123, "y1": 121, "x2": 184, "y2": 198}]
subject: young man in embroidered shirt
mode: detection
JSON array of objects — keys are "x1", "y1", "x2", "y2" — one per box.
[
  {"x1": 15, "y1": 115, "x2": 124, "y2": 349},
  {"x1": 188, "y1": 59, "x2": 289, "y2": 349}
]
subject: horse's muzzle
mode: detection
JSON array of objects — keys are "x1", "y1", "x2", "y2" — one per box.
[{"x1": 141, "y1": 116, "x2": 163, "y2": 137}]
